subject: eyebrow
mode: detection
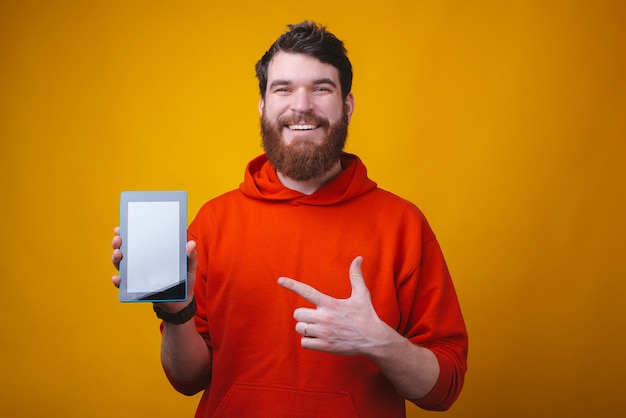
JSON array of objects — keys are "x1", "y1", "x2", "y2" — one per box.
[
  {"x1": 269, "y1": 78, "x2": 338, "y2": 89},
  {"x1": 312, "y1": 78, "x2": 338, "y2": 88}
]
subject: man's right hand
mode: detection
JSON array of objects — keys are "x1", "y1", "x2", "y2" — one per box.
[
  {"x1": 111, "y1": 226, "x2": 123, "y2": 287},
  {"x1": 110, "y1": 226, "x2": 198, "y2": 313}
]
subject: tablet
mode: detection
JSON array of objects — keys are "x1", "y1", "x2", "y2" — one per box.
[{"x1": 119, "y1": 191, "x2": 188, "y2": 302}]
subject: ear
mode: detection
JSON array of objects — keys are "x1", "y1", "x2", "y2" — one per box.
[
  {"x1": 258, "y1": 97, "x2": 265, "y2": 116},
  {"x1": 344, "y1": 92, "x2": 355, "y2": 122}
]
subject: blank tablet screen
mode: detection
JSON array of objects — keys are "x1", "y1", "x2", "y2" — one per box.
[{"x1": 119, "y1": 191, "x2": 187, "y2": 302}]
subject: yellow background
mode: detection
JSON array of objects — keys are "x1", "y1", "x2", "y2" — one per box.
[{"x1": 1, "y1": 1, "x2": 624, "y2": 417}]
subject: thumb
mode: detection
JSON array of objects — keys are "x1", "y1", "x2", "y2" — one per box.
[
  {"x1": 186, "y1": 240, "x2": 198, "y2": 293},
  {"x1": 349, "y1": 256, "x2": 369, "y2": 298}
]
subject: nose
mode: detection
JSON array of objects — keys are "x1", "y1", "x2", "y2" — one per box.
[{"x1": 290, "y1": 88, "x2": 313, "y2": 113}]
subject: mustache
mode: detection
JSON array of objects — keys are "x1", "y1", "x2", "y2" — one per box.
[{"x1": 277, "y1": 113, "x2": 330, "y2": 127}]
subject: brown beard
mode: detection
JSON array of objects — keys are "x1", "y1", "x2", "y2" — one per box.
[{"x1": 260, "y1": 107, "x2": 349, "y2": 182}]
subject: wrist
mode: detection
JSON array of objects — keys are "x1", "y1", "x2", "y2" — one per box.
[{"x1": 153, "y1": 295, "x2": 196, "y2": 325}]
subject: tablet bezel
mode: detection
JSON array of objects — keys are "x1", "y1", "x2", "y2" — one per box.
[{"x1": 119, "y1": 191, "x2": 188, "y2": 302}]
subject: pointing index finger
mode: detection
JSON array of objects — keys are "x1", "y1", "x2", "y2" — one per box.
[{"x1": 277, "y1": 277, "x2": 328, "y2": 306}]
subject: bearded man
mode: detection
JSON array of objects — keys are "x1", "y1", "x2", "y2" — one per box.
[{"x1": 112, "y1": 21, "x2": 468, "y2": 418}]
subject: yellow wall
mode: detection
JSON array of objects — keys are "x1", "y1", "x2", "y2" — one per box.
[{"x1": 1, "y1": 1, "x2": 624, "y2": 417}]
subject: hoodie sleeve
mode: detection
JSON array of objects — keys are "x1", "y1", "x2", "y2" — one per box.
[{"x1": 397, "y1": 217, "x2": 468, "y2": 411}]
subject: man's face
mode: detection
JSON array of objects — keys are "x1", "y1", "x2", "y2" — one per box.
[{"x1": 259, "y1": 52, "x2": 354, "y2": 181}]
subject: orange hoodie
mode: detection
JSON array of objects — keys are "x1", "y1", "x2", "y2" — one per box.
[{"x1": 176, "y1": 153, "x2": 467, "y2": 417}]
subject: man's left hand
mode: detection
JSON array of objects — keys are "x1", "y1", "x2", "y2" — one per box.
[{"x1": 277, "y1": 256, "x2": 388, "y2": 355}]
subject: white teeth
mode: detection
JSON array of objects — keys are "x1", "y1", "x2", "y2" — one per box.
[{"x1": 288, "y1": 124, "x2": 316, "y2": 130}]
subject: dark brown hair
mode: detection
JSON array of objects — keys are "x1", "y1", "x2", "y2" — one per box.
[{"x1": 255, "y1": 21, "x2": 353, "y2": 100}]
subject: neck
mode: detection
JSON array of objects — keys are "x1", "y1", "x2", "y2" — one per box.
[{"x1": 277, "y1": 160, "x2": 343, "y2": 195}]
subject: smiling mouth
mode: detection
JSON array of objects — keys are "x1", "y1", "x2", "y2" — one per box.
[{"x1": 287, "y1": 124, "x2": 319, "y2": 131}]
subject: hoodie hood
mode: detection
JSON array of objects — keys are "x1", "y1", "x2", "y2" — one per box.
[{"x1": 239, "y1": 153, "x2": 377, "y2": 206}]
